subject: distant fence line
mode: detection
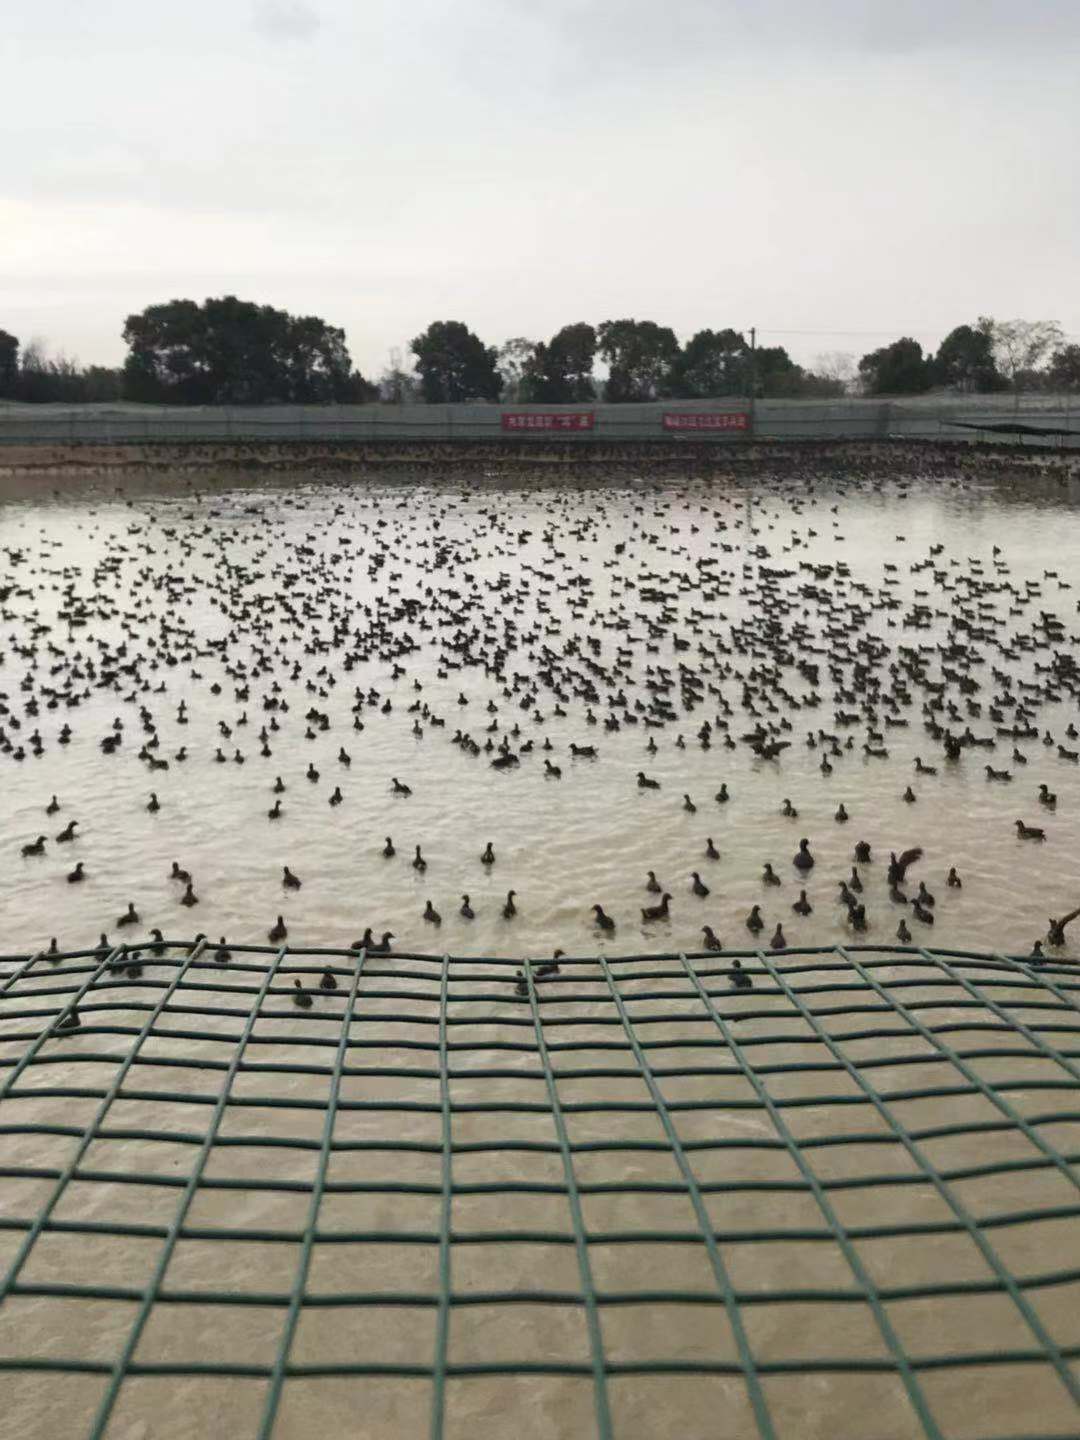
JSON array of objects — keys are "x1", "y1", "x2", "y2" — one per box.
[{"x1": 0, "y1": 395, "x2": 1078, "y2": 448}]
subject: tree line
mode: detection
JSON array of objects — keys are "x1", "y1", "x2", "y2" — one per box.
[{"x1": 1, "y1": 301, "x2": 1078, "y2": 406}]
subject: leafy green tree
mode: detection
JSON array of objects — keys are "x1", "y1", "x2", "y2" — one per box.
[
  {"x1": 798, "y1": 370, "x2": 847, "y2": 398},
  {"x1": 753, "y1": 345, "x2": 805, "y2": 397},
  {"x1": 79, "y1": 366, "x2": 124, "y2": 402},
  {"x1": 857, "y1": 337, "x2": 932, "y2": 395},
  {"x1": 410, "y1": 321, "x2": 502, "y2": 403},
  {"x1": 933, "y1": 320, "x2": 1001, "y2": 392},
  {"x1": 521, "y1": 323, "x2": 597, "y2": 402},
  {"x1": 122, "y1": 296, "x2": 371, "y2": 404},
  {"x1": 671, "y1": 328, "x2": 747, "y2": 398},
  {"x1": 597, "y1": 319, "x2": 678, "y2": 401},
  {"x1": 0, "y1": 330, "x2": 18, "y2": 398},
  {"x1": 1047, "y1": 344, "x2": 1080, "y2": 391}
]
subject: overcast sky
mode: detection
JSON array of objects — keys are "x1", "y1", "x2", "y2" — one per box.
[{"x1": 3, "y1": 0, "x2": 1078, "y2": 377}]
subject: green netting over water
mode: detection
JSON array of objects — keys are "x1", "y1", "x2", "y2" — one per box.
[{"x1": 0, "y1": 940, "x2": 1078, "y2": 1439}]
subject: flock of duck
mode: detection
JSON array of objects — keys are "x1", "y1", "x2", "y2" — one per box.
[{"x1": 3, "y1": 459, "x2": 1079, "y2": 968}]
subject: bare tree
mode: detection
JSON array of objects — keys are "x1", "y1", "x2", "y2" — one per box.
[
  {"x1": 812, "y1": 351, "x2": 856, "y2": 393},
  {"x1": 497, "y1": 337, "x2": 536, "y2": 402},
  {"x1": 378, "y1": 347, "x2": 419, "y2": 404},
  {"x1": 990, "y1": 319, "x2": 1065, "y2": 391}
]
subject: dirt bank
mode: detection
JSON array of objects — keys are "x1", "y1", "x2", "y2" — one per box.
[{"x1": 1, "y1": 436, "x2": 1078, "y2": 482}]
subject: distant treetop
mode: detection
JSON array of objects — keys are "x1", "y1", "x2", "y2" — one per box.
[{"x1": 121, "y1": 296, "x2": 374, "y2": 404}]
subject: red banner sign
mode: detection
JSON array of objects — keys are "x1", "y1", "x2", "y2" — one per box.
[
  {"x1": 501, "y1": 411, "x2": 595, "y2": 432},
  {"x1": 662, "y1": 411, "x2": 750, "y2": 432}
]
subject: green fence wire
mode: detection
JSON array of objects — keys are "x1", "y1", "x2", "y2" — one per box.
[{"x1": 0, "y1": 939, "x2": 1078, "y2": 1438}]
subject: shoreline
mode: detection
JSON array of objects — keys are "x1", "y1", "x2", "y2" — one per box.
[{"x1": 1, "y1": 435, "x2": 1079, "y2": 481}]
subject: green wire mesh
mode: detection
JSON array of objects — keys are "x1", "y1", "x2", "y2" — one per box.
[{"x1": 0, "y1": 939, "x2": 1078, "y2": 1439}]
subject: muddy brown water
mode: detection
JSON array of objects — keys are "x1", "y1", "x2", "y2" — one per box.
[{"x1": 0, "y1": 464, "x2": 1078, "y2": 1438}]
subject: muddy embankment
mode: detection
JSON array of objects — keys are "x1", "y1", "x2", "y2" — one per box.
[{"x1": 0, "y1": 437, "x2": 1078, "y2": 482}]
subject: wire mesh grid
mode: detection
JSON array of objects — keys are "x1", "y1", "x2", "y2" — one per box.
[{"x1": 0, "y1": 938, "x2": 1078, "y2": 1439}]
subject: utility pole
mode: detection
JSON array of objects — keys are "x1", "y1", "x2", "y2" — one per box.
[{"x1": 748, "y1": 326, "x2": 757, "y2": 438}]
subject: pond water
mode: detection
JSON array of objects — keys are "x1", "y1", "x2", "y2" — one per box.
[
  {"x1": 0, "y1": 460, "x2": 1078, "y2": 1440},
  {"x1": 1, "y1": 462, "x2": 1079, "y2": 959}
]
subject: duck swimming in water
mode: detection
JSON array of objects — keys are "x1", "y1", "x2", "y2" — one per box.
[
  {"x1": 292, "y1": 977, "x2": 312, "y2": 1009},
  {"x1": 283, "y1": 866, "x2": 302, "y2": 889},
  {"x1": 792, "y1": 890, "x2": 812, "y2": 916},
  {"x1": 645, "y1": 870, "x2": 662, "y2": 893},
  {"x1": 412, "y1": 846, "x2": 427, "y2": 872},
  {"x1": 704, "y1": 838, "x2": 720, "y2": 861},
  {"x1": 793, "y1": 838, "x2": 814, "y2": 871},
  {"x1": 701, "y1": 925, "x2": 723, "y2": 952},
  {"x1": 1015, "y1": 819, "x2": 1046, "y2": 840},
  {"x1": 745, "y1": 904, "x2": 763, "y2": 933},
  {"x1": 770, "y1": 922, "x2": 787, "y2": 950},
  {"x1": 460, "y1": 894, "x2": 475, "y2": 919},
  {"x1": 887, "y1": 848, "x2": 923, "y2": 886},
  {"x1": 353, "y1": 928, "x2": 393, "y2": 954},
  {"x1": 502, "y1": 889, "x2": 517, "y2": 919},
  {"x1": 762, "y1": 863, "x2": 781, "y2": 886},
  {"x1": 66, "y1": 861, "x2": 84, "y2": 883},
  {"x1": 1046, "y1": 906, "x2": 1080, "y2": 946},
  {"x1": 116, "y1": 901, "x2": 139, "y2": 928},
  {"x1": 481, "y1": 842, "x2": 495, "y2": 866},
  {"x1": 642, "y1": 893, "x2": 671, "y2": 922},
  {"x1": 729, "y1": 959, "x2": 753, "y2": 989},
  {"x1": 423, "y1": 900, "x2": 441, "y2": 924},
  {"x1": 690, "y1": 871, "x2": 710, "y2": 898},
  {"x1": 269, "y1": 915, "x2": 287, "y2": 943},
  {"x1": 591, "y1": 903, "x2": 615, "y2": 932},
  {"x1": 946, "y1": 867, "x2": 962, "y2": 888}
]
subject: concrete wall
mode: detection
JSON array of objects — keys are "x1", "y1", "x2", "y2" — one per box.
[{"x1": 1, "y1": 395, "x2": 1077, "y2": 447}]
